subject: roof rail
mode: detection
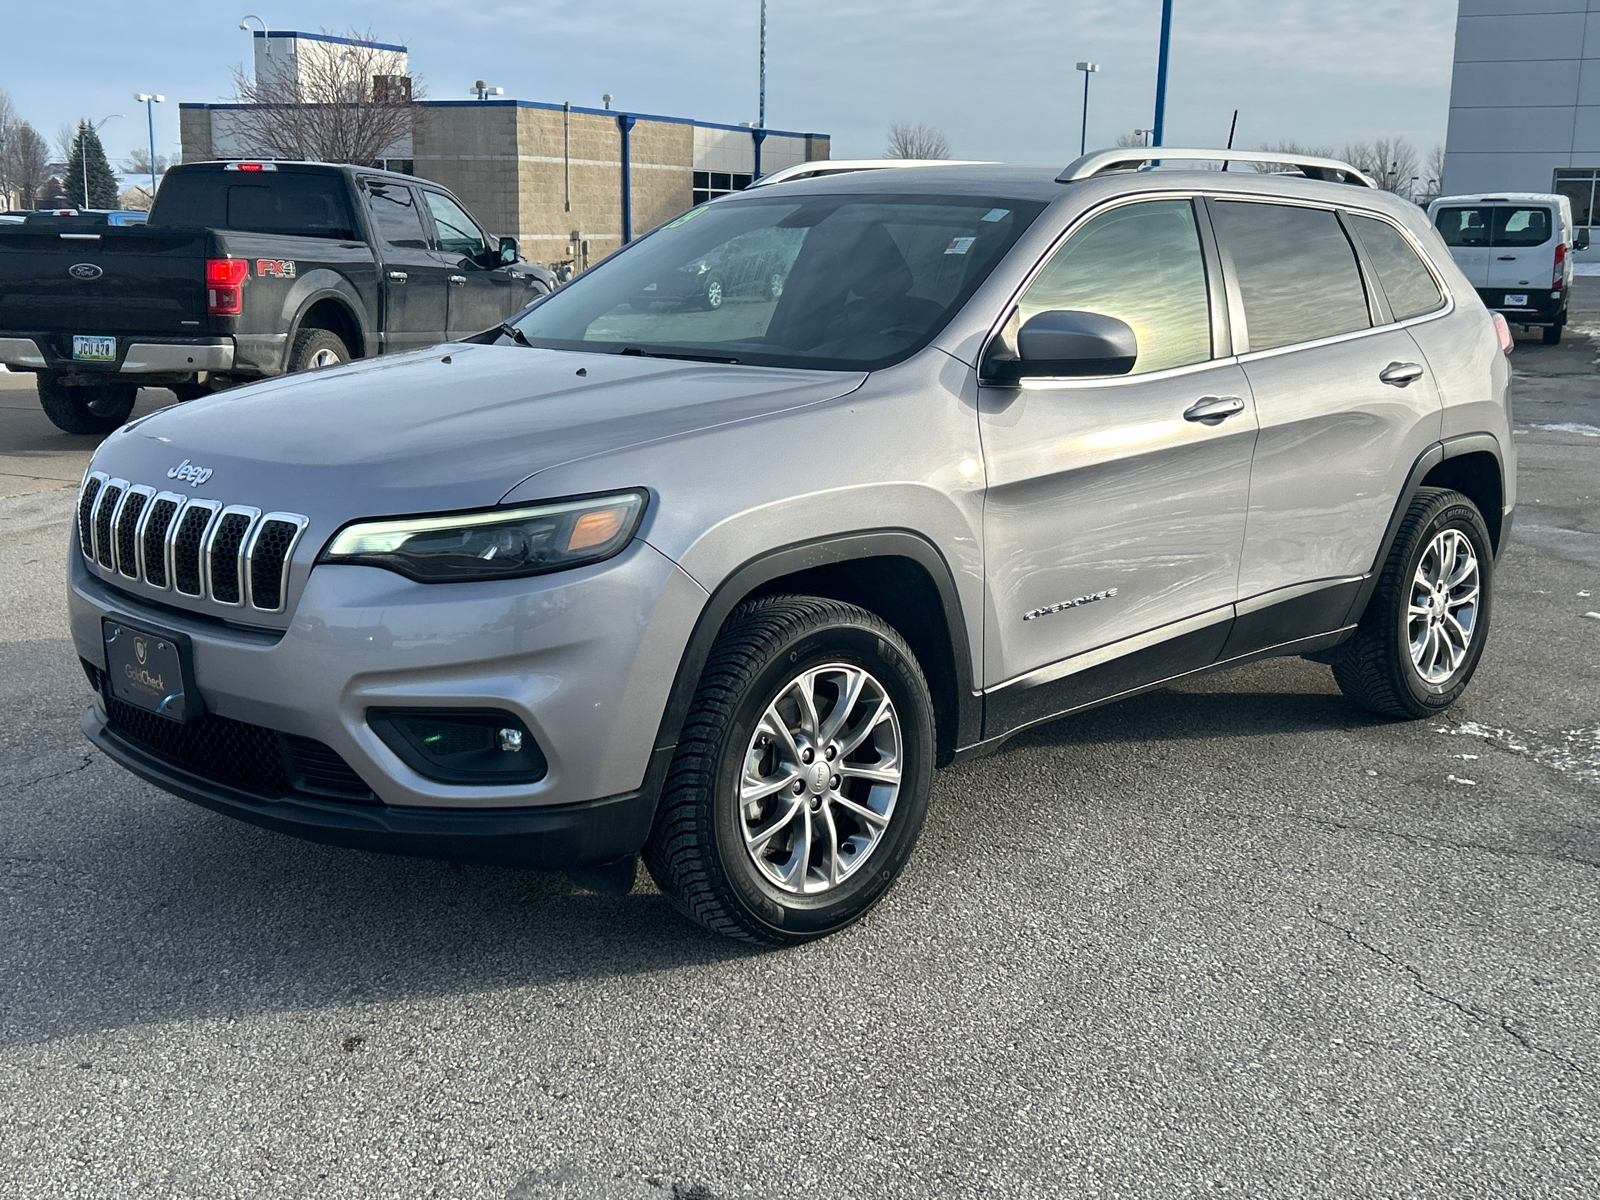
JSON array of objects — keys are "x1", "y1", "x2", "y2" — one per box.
[
  {"x1": 1057, "y1": 147, "x2": 1375, "y2": 188},
  {"x1": 749, "y1": 158, "x2": 996, "y2": 188}
]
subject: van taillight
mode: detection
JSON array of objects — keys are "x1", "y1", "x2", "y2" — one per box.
[
  {"x1": 206, "y1": 258, "x2": 247, "y2": 315},
  {"x1": 1553, "y1": 241, "x2": 1566, "y2": 291}
]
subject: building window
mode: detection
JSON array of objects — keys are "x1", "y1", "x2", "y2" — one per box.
[
  {"x1": 378, "y1": 158, "x2": 414, "y2": 175},
  {"x1": 692, "y1": 170, "x2": 754, "y2": 207},
  {"x1": 1553, "y1": 168, "x2": 1597, "y2": 229}
]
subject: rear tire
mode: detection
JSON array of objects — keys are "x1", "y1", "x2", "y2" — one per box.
[
  {"x1": 1543, "y1": 322, "x2": 1562, "y2": 345},
  {"x1": 701, "y1": 279, "x2": 724, "y2": 310},
  {"x1": 287, "y1": 327, "x2": 350, "y2": 373},
  {"x1": 36, "y1": 375, "x2": 137, "y2": 435},
  {"x1": 1331, "y1": 487, "x2": 1494, "y2": 719},
  {"x1": 643, "y1": 596, "x2": 935, "y2": 944}
]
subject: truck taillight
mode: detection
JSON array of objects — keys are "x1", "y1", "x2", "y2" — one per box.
[
  {"x1": 1553, "y1": 241, "x2": 1566, "y2": 292},
  {"x1": 206, "y1": 258, "x2": 247, "y2": 315}
]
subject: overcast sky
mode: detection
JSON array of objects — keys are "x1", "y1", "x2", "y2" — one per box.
[{"x1": 1, "y1": 0, "x2": 1459, "y2": 170}]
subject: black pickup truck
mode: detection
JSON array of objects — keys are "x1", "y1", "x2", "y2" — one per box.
[{"x1": 0, "y1": 161, "x2": 554, "y2": 433}]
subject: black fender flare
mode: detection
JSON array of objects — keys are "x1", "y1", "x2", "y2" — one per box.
[
  {"x1": 636, "y1": 530, "x2": 982, "y2": 812},
  {"x1": 1342, "y1": 432, "x2": 1507, "y2": 628},
  {"x1": 281, "y1": 274, "x2": 371, "y2": 367}
]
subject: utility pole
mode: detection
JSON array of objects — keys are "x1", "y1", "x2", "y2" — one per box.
[
  {"x1": 759, "y1": 0, "x2": 767, "y2": 132},
  {"x1": 1152, "y1": 0, "x2": 1174, "y2": 148}
]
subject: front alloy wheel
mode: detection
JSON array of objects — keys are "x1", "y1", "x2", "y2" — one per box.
[
  {"x1": 1407, "y1": 528, "x2": 1480, "y2": 684},
  {"x1": 644, "y1": 596, "x2": 934, "y2": 944}
]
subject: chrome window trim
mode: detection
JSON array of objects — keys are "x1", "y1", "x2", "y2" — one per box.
[
  {"x1": 1012, "y1": 353, "x2": 1243, "y2": 392},
  {"x1": 115, "y1": 484, "x2": 156, "y2": 579},
  {"x1": 78, "y1": 471, "x2": 109, "y2": 561},
  {"x1": 95, "y1": 478, "x2": 130, "y2": 570},
  {"x1": 139, "y1": 491, "x2": 190, "y2": 592},
  {"x1": 244, "y1": 512, "x2": 311, "y2": 614},
  {"x1": 171, "y1": 499, "x2": 223, "y2": 597},
  {"x1": 204, "y1": 505, "x2": 262, "y2": 608}
]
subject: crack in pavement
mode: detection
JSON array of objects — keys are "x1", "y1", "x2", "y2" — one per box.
[
  {"x1": 1311, "y1": 914, "x2": 1586, "y2": 1076},
  {"x1": 14, "y1": 752, "x2": 96, "y2": 791}
]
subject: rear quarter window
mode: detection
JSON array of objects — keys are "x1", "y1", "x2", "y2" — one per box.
[
  {"x1": 1348, "y1": 214, "x2": 1445, "y2": 322},
  {"x1": 1211, "y1": 200, "x2": 1371, "y2": 353}
]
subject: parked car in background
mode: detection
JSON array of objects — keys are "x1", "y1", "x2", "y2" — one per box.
[
  {"x1": 1427, "y1": 192, "x2": 1586, "y2": 344},
  {"x1": 0, "y1": 161, "x2": 554, "y2": 433},
  {"x1": 631, "y1": 226, "x2": 799, "y2": 310}
]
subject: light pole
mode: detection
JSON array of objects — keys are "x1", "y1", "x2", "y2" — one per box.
[
  {"x1": 1075, "y1": 62, "x2": 1099, "y2": 156},
  {"x1": 758, "y1": 0, "x2": 767, "y2": 132},
  {"x1": 134, "y1": 93, "x2": 164, "y2": 206},
  {"x1": 1152, "y1": 0, "x2": 1174, "y2": 147},
  {"x1": 78, "y1": 114, "x2": 122, "y2": 210},
  {"x1": 1134, "y1": 128, "x2": 1154, "y2": 147}
]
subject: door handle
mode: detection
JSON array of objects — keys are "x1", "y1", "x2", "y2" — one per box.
[
  {"x1": 449, "y1": 274, "x2": 467, "y2": 285},
  {"x1": 1379, "y1": 361, "x2": 1425, "y2": 388},
  {"x1": 1182, "y1": 395, "x2": 1246, "y2": 424},
  {"x1": 387, "y1": 270, "x2": 408, "y2": 281},
  {"x1": 1496, "y1": 255, "x2": 1517, "y2": 261}
]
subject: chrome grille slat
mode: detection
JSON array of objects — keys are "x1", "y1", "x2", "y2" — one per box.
[{"x1": 80, "y1": 475, "x2": 307, "y2": 615}]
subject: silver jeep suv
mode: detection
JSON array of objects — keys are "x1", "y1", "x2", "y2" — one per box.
[{"x1": 70, "y1": 149, "x2": 1515, "y2": 943}]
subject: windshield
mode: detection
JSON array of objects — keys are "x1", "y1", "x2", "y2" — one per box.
[{"x1": 505, "y1": 193, "x2": 1045, "y2": 370}]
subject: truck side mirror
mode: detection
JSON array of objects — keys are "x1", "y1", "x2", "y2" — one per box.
[{"x1": 498, "y1": 236, "x2": 519, "y2": 266}]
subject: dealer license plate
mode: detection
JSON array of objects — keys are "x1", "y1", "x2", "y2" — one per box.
[
  {"x1": 1502, "y1": 293, "x2": 1529, "y2": 307},
  {"x1": 72, "y1": 335, "x2": 117, "y2": 362},
  {"x1": 103, "y1": 618, "x2": 195, "y2": 722}
]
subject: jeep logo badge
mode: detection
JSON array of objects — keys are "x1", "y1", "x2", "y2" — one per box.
[
  {"x1": 167, "y1": 459, "x2": 214, "y2": 487},
  {"x1": 69, "y1": 263, "x2": 104, "y2": 280}
]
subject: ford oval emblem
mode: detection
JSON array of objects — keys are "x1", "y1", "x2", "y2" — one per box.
[{"x1": 69, "y1": 263, "x2": 104, "y2": 280}]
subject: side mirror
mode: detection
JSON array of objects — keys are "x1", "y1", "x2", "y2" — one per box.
[
  {"x1": 1575, "y1": 228, "x2": 1590, "y2": 252},
  {"x1": 984, "y1": 310, "x2": 1138, "y2": 383},
  {"x1": 498, "y1": 236, "x2": 519, "y2": 266}
]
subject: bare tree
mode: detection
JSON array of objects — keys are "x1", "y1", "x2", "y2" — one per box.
[
  {"x1": 1115, "y1": 131, "x2": 1148, "y2": 148},
  {"x1": 0, "y1": 91, "x2": 50, "y2": 209},
  {"x1": 226, "y1": 27, "x2": 424, "y2": 164},
  {"x1": 1341, "y1": 137, "x2": 1419, "y2": 195},
  {"x1": 884, "y1": 122, "x2": 950, "y2": 160},
  {"x1": 1245, "y1": 140, "x2": 1336, "y2": 174},
  {"x1": 54, "y1": 122, "x2": 79, "y2": 164},
  {"x1": 1425, "y1": 143, "x2": 1445, "y2": 197}
]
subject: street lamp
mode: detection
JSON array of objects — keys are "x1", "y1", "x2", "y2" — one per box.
[
  {"x1": 79, "y1": 114, "x2": 122, "y2": 210},
  {"x1": 238, "y1": 13, "x2": 267, "y2": 58},
  {"x1": 1075, "y1": 62, "x2": 1099, "y2": 156},
  {"x1": 134, "y1": 93, "x2": 164, "y2": 207},
  {"x1": 1134, "y1": 128, "x2": 1154, "y2": 147},
  {"x1": 602, "y1": 93, "x2": 613, "y2": 110}
]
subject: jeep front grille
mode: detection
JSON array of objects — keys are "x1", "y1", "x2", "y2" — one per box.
[{"x1": 78, "y1": 470, "x2": 309, "y2": 615}]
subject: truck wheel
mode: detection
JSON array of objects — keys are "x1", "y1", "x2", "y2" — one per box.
[
  {"x1": 1332, "y1": 487, "x2": 1493, "y2": 719},
  {"x1": 1543, "y1": 322, "x2": 1563, "y2": 345},
  {"x1": 287, "y1": 328, "x2": 350, "y2": 373},
  {"x1": 643, "y1": 596, "x2": 935, "y2": 944},
  {"x1": 36, "y1": 375, "x2": 137, "y2": 435}
]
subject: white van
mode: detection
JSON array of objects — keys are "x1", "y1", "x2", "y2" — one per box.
[{"x1": 1427, "y1": 192, "x2": 1589, "y2": 344}]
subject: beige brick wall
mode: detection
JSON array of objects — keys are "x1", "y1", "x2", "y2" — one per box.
[{"x1": 179, "y1": 108, "x2": 213, "y2": 163}]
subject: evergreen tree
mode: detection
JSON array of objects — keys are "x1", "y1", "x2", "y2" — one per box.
[{"x1": 63, "y1": 120, "x2": 119, "y2": 209}]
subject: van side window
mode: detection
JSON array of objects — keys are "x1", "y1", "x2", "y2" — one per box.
[
  {"x1": 1348, "y1": 215, "x2": 1444, "y2": 322},
  {"x1": 1212, "y1": 201, "x2": 1371, "y2": 353},
  {"x1": 1017, "y1": 199, "x2": 1211, "y2": 375}
]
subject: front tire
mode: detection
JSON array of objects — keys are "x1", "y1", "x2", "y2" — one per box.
[
  {"x1": 1332, "y1": 487, "x2": 1494, "y2": 718},
  {"x1": 643, "y1": 596, "x2": 935, "y2": 944},
  {"x1": 36, "y1": 375, "x2": 137, "y2": 435},
  {"x1": 287, "y1": 327, "x2": 350, "y2": 373},
  {"x1": 701, "y1": 279, "x2": 724, "y2": 310}
]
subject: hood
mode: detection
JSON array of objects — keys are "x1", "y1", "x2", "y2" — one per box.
[{"x1": 94, "y1": 344, "x2": 865, "y2": 517}]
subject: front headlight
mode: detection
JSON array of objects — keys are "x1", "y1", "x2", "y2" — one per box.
[{"x1": 319, "y1": 490, "x2": 647, "y2": 583}]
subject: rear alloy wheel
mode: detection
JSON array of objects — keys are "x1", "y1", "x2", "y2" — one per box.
[
  {"x1": 287, "y1": 327, "x2": 350, "y2": 373},
  {"x1": 1332, "y1": 487, "x2": 1493, "y2": 718},
  {"x1": 766, "y1": 271, "x2": 785, "y2": 300},
  {"x1": 36, "y1": 374, "x2": 137, "y2": 435},
  {"x1": 702, "y1": 278, "x2": 724, "y2": 310},
  {"x1": 644, "y1": 596, "x2": 934, "y2": 944}
]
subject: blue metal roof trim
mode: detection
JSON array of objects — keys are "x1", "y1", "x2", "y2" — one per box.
[{"x1": 255, "y1": 29, "x2": 408, "y2": 53}]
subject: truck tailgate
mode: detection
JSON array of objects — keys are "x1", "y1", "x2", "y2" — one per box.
[{"x1": 0, "y1": 225, "x2": 213, "y2": 337}]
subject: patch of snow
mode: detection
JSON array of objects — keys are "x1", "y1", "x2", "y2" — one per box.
[
  {"x1": 1436, "y1": 722, "x2": 1600, "y2": 783},
  {"x1": 1527, "y1": 422, "x2": 1600, "y2": 437}
]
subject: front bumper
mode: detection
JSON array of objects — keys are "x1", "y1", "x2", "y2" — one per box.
[{"x1": 84, "y1": 703, "x2": 659, "y2": 868}]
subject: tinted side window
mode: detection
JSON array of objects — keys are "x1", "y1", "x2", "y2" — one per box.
[
  {"x1": 365, "y1": 184, "x2": 429, "y2": 250},
  {"x1": 424, "y1": 191, "x2": 488, "y2": 258},
  {"x1": 1213, "y1": 201, "x2": 1370, "y2": 353},
  {"x1": 1491, "y1": 206, "x2": 1552, "y2": 247},
  {"x1": 1348, "y1": 214, "x2": 1444, "y2": 322},
  {"x1": 1018, "y1": 199, "x2": 1211, "y2": 375},
  {"x1": 1434, "y1": 206, "x2": 1490, "y2": 247}
]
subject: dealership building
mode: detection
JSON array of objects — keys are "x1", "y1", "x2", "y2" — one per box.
[
  {"x1": 1443, "y1": 1, "x2": 1600, "y2": 251},
  {"x1": 180, "y1": 30, "x2": 830, "y2": 267}
]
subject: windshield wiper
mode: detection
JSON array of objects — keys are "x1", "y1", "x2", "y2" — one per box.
[
  {"x1": 497, "y1": 321, "x2": 532, "y2": 347},
  {"x1": 617, "y1": 346, "x2": 740, "y2": 365}
]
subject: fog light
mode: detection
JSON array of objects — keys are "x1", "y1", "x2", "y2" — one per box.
[{"x1": 368, "y1": 708, "x2": 547, "y2": 785}]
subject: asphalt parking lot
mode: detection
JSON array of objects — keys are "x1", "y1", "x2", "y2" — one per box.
[{"x1": 1, "y1": 293, "x2": 1597, "y2": 1198}]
